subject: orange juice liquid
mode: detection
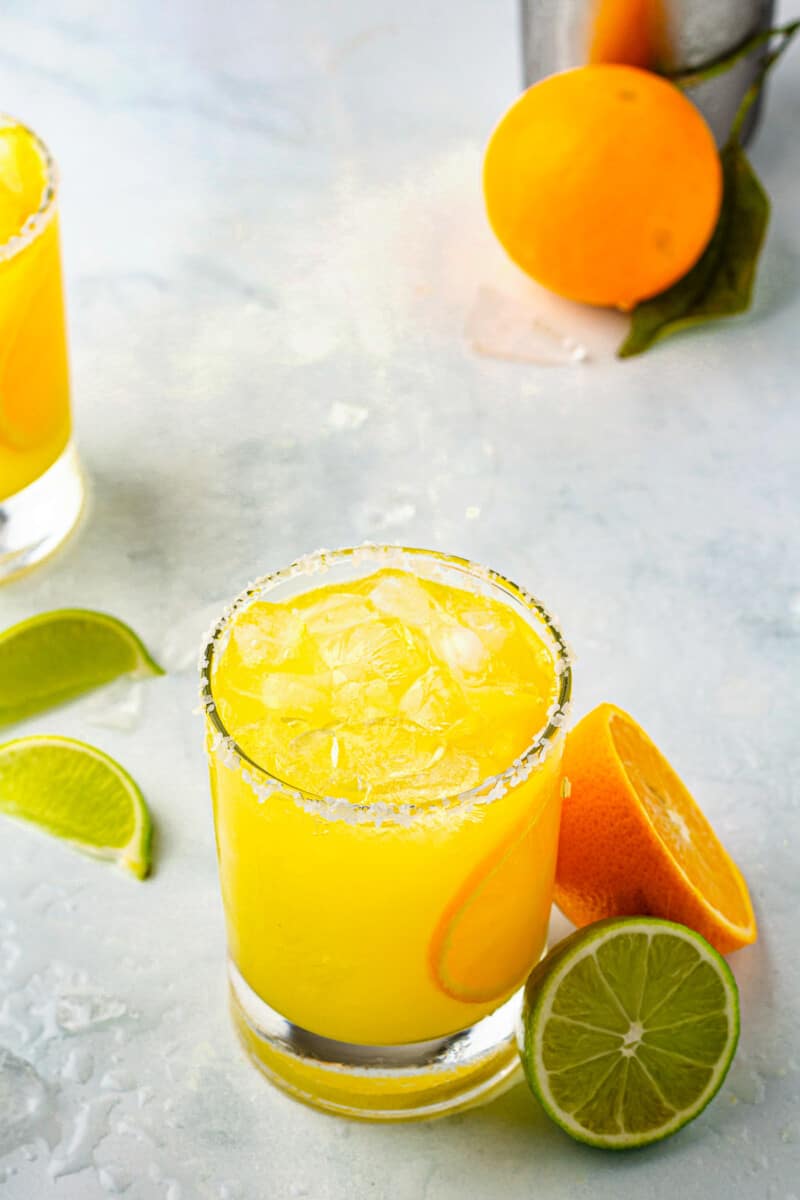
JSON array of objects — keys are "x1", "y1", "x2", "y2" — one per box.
[
  {"x1": 208, "y1": 566, "x2": 567, "y2": 1046},
  {"x1": 0, "y1": 120, "x2": 70, "y2": 503}
]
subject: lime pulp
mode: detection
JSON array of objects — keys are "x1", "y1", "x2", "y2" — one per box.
[
  {"x1": 0, "y1": 735, "x2": 152, "y2": 879},
  {"x1": 521, "y1": 917, "x2": 740, "y2": 1149},
  {"x1": 0, "y1": 608, "x2": 163, "y2": 728}
]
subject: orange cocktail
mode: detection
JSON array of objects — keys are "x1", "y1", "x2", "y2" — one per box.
[
  {"x1": 202, "y1": 547, "x2": 572, "y2": 1119},
  {"x1": 0, "y1": 117, "x2": 82, "y2": 580}
]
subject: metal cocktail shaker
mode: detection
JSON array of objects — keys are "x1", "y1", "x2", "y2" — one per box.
[{"x1": 520, "y1": 0, "x2": 776, "y2": 144}]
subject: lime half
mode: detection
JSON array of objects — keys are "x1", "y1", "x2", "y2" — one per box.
[
  {"x1": 522, "y1": 917, "x2": 739, "y2": 1149},
  {"x1": 0, "y1": 609, "x2": 164, "y2": 729},
  {"x1": 0, "y1": 735, "x2": 152, "y2": 879}
]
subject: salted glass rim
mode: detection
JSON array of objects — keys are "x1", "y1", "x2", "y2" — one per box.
[
  {"x1": 200, "y1": 545, "x2": 573, "y2": 818},
  {"x1": 0, "y1": 114, "x2": 58, "y2": 264}
]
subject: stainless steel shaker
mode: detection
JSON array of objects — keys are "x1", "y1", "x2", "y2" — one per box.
[{"x1": 520, "y1": 0, "x2": 776, "y2": 144}]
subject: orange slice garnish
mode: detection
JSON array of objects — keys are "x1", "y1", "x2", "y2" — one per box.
[
  {"x1": 429, "y1": 794, "x2": 561, "y2": 1003},
  {"x1": 555, "y1": 703, "x2": 757, "y2": 955}
]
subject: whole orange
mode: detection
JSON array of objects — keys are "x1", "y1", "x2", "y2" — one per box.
[{"x1": 483, "y1": 65, "x2": 723, "y2": 309}]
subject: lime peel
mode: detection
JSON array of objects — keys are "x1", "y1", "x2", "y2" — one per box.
[
  {"x1": 0, "y1": 735, "x2": 152, "y2": 879},
  {"x1": 522, "y1": 917, "x2": 740, "y2": 1149}
]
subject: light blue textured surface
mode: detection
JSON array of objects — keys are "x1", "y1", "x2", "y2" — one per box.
[{"x1": 0, "y1": 1, "x2": 798, "y2": 1196}]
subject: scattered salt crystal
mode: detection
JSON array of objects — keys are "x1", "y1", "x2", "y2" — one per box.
[
  {"x1": 377, "y1": 502, "x2": 416, "y2": 529},
  {"x1": 327, "y1": 402, "x2": 369, "y2": 431}
]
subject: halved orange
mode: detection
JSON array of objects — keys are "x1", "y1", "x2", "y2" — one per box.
[
  {"x1": 429, "y1": 792, "x2": 561, "y2": 1003},
  {"x1": 556, "y1": 704, "x2": 757, "y2": 955}
]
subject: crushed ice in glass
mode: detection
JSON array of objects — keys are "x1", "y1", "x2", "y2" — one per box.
[{"x1": 210, "y1": 568, "x2": 561, "y2": 803}]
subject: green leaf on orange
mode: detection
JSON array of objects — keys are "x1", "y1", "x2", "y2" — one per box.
[
  {"x1": 618, "y1": 19, "x2": 799, "y2": 358},
  {"x1": 618, "y1": 141, "x2": 769, "y2": 358}
]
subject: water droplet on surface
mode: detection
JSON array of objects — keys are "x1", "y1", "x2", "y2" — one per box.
[
  {"x1": 114, "y1": 1116, "x2": 156, "y2": 1146},
  {"x1": 376, "y1": 501, "x2": 416, "y2": 530},
  {"x1": 80, "y1": 678, "x2": 144, "y2": 732},
  {"x1": 728, "y1": 1063, "x2": 767, "y2": 1106},
  {"x1": 61, "y1": 1048, "x2": 94, "y2": 1085},
  {"x1": 55, "y1": 989, "x2": 128, "y2": 1034},
  {"x1": 99, "y1": 1164, "x2": 132, "y2": 1193},
  {"x1": 49, "y1": 1095, "x2": 120, "y2": 1179},
  {"x1": 0, "y1": 1048, "x2": 53, "y2": 1155},
  {"x1": 0, "y1": 937, "x2": 20, "y2": 973},
  {"x1": 327, "y1": 401, "x2": 369, "y2": 431},
  {"x1": 160, "y1": 600, "x2": 231, "y2": 673},
  {"x1": 781, "y1": 1120, "x2": 800, "y2": 1144},
  {"x1": 218, "y1": 1183, "x2": 243, "y2": 1200},
  {"x1": 100, "y1": 1069, "x2": 136, "y2": 1092}
]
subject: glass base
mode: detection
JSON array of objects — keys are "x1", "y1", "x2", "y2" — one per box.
[
  {"x1": 0, "y1": 443, "x2": 85, "y2": 583},
  {"x1": 229, "y1": 962, "x2": 524, "y2": 1121}
]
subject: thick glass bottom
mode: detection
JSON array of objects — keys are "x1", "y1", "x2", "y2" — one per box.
[
  {"x1": 0, "y1": 443, "x2": 85, "y2": 583},
  {"x1": 229, "y1": 961, "x2": 524, "y2": 1121}
]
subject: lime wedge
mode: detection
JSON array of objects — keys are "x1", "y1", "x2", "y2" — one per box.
[
  {"x1": 521, "y1": 917, "x2": 739, "y2": 1149},
  {"x1": 0, "y1": 735, "x2": 152, "y2": 879},
  {"x1": 0, "y1": 609, "x2": 164, "y2": 729}
]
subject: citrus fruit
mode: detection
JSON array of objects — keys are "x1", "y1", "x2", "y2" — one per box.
[
  {"x1": 0, "y1": 609, "x2": 164, "y2": 729},
  {"x1": 588, "y1": 0, "x2": 665, "y2": 69},
  {"x1": 521, "y1": 917, "x2": 740, "y2": 1148},
  {"x1": 483, "y1": 65, "x2": 723, "y2": 309},
  {"x1": 555, "y1": 703, "x2": 757, "y2": 955},
  {"x1": 429, "y1": 788, "x2": 562, "y2": 1003},
  {"x1": 0, "y1": 735, "x2": 152, "y2": 878}
]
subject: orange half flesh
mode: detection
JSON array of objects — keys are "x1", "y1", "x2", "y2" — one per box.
[{"x1": 555, "y1": 703, "x2": 757, "y2": 955}]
